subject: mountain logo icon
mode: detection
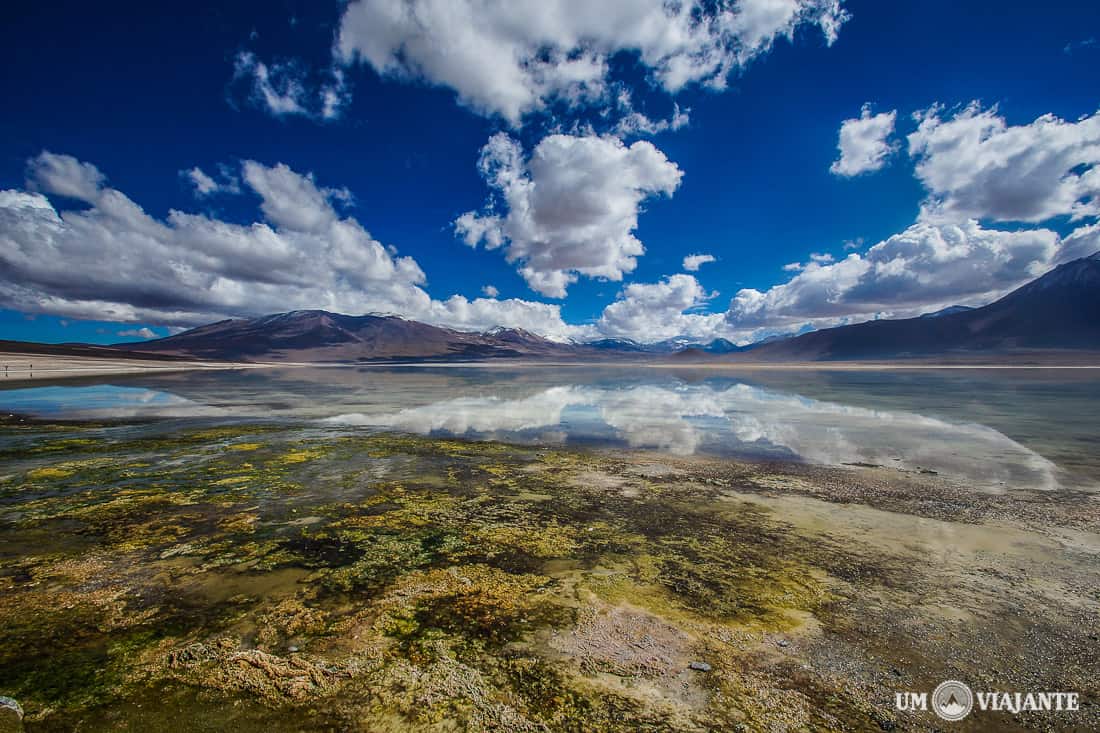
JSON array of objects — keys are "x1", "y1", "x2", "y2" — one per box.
[{"x1": 932, "y1": 680, "x2": 974, "y2": 721}]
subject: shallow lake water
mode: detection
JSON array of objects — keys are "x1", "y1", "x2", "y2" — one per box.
[
  {"x1": 1, "y1": 365, "x2": 1098, "y2": 731},
  {"x1": 2, "y1": 365, "x2": 1097, "y2": 492}
]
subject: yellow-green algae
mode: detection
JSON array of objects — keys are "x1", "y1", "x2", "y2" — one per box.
[{"x1": 0, "y1": 421, "x2": 1030, "y2": 731}]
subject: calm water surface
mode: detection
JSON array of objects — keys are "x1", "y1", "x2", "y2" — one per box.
[{"x1": 2, "y1": 366, "x2": 1098, "y2": 491}]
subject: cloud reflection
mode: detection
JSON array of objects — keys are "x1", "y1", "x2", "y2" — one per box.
[{"x1": 326, "y1": 381, "x2": 1061, "y2": 490}]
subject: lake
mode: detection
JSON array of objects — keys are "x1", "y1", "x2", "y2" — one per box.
[
  {"x1": 1, "y1": 365, "x2": 1098, "y2": 731},
  {"x1": 2, "y1": 365, "x2": 1098, "y2": 492}
]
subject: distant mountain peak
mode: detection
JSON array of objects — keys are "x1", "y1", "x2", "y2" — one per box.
[{"x1": 919, "y1": 304, "x2": 975, "y2": 319}]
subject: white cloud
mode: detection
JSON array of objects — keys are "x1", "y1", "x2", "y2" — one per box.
[
  {"x1": 830, "y1": 104, "x2": 897, "y2": 177},
  {"x1": 597, "y1": 274, "x2": 726, "y2": 342},
  {"x1": 481, "y1": 284, "x2": 499, "y2": 298},
  {"x1": 117, "y1": 327, "x2": 158, "y2": 339},
  {"x1": 241, "y1": 160, "x2": 352, "y2": 233},
  {"x1": 184, "y1": 167, "x2": 219, "y2": 196},
  {"x1": 612, "y1": 90, "x2": 691, "y2": 137},
  {"x1": 908, "y1": 103, "x2": 1100, "y2": 224},
  {"x1": 726, "y1": 219, "x2": 1063, "y2": 330},
  {"x1": 335, "y1": 0, "x2": 849, "y2": 125},
  {"x1": 26, "y1": 151, "x2": 106, "y2": 203},
  {"x1": 182, "y1": 166, "x2": 240, "y2": 197},
  {"x1": 424, "y1": 296, "x2": 594, "y2": 342},
  {"x1": 233, "y1": 52, "x2": 349, "y2": 121},
  {"x1": 455, "y1": 132, "x2": 683, "y2": 297},
  {"x1": 234, "y1": 52, "x2": 309, "y2": 117},
  {"x1": 0, "y1": 154, "x2": 591, "y2": 342},
  {"x1": 682, "y1": 253, "x2": 716, "y2": 271},
  {"x1": 1058, "y1": 222, "x2": 1100, "y2": 263}
]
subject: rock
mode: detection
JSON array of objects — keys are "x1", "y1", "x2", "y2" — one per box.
[
  {"x1": 688, "y1": 661, "x2": 711, "y2": 672},
  {"x1": 287, "y1": 645, "x2": 299, "y2": 653},
  {"x1": 776, "y1": 639, "x2": 791, "y2": 648},
  {"x1": 0, "y1": 697, "x2": 23, "y2": 733}
]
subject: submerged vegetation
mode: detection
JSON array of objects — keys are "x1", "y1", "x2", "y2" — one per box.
[{"x1": 0, "y1": 419, "x2": 1097, "y2": 731}]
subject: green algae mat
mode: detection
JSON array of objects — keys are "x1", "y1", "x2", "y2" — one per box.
[{"x1": 1, "y1": 419, "x2": 1098, "y2": 731}]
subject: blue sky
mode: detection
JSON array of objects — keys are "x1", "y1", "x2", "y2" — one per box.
[{"x1": 1, "y1": 0, "x2": 1098, "y2": 344}]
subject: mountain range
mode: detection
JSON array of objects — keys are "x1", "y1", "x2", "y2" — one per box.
[
  {"x1": 113, "y1": 312, "x2": 750, "y2": 362},
  {"x1": 5, "y1": 251, "x2": 1094, "y2": 364},
  {"x1": 739, "y1": 251, "x2": 1100, "y2": 361}
]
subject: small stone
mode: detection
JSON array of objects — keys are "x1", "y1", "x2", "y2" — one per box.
[
  {"x1": 776, "y1": 639, "x2": 790, "y2": 648},
  {"x1": 688, "y1": 661, "x2": 711, "y2": 672},
  {"x1": 0, "y1": 697, "x2": 23, "y2": 733},
  {"x1": 0, "y1": 697, "x2": 24, "y2": 720},
  {"x1": 287, "y1": 645, "x2": 299, "y2": 653}
]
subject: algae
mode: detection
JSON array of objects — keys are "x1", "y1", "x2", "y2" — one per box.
[{"x1": 0, "y1": 421, "x2": 1094, "y2": 731}]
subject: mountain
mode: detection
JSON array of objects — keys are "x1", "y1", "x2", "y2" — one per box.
[
  {"x1": 586, "y1": 338, "x2": 649, "y2": 352},
  {"x1": 589, "y1": 337, "x2": 745, "y2": 354},
  {"x1": 745, "y1": 252, "x2": 1100, "y2": 361},
  {"x1": 116, "y1": 310, "x2": 584, "y2": 362},
  {"x1": 919, "y1": 305, "x2": 975, "y2": 319},
  {"x1": 106, "y1": 252, "x2": 1099, "y2": 364}
]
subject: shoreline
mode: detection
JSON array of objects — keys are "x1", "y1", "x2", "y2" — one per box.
[
  {"x1": 2, "y1": 351, "x2": 1099, "y2": 383},
  {"x1": 0, "y1": 352, "x2": 270, "y2": 382}
]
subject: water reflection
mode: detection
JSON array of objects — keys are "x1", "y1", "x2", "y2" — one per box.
[
  {"x1": 324, "y1": 381, "x2": 1062, "y2": 490},
  {"x1": 2, "y1": 366, "x2": 1095, "y2": 492}
]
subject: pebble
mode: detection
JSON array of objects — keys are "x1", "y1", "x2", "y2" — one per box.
[
  {"x1": 688, "y1": 661, "x2": 711, "y2": 672},
  {"x1": 287, "y1": 646, "x2": 299, "y2": 653},
  {"x1": 776, "y1": 639, "x2": 790, "y2": 648},
  {"x1": 0, "y1": 698, "x2": 21, "y2": 720},
  {"x1": 0, "y1": 696, "x2": 23, "y2": 733}
]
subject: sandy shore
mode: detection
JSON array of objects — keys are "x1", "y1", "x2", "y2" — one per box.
[
  {"x1": 3, "y1": 351, "x2": 1098, "y2": 384},
  {"x1": 0, "y1": 351, "x2": 265, "y2": 381}
]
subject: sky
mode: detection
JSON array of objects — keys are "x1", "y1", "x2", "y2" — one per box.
[{"x1": 1, "y1": 0, "x2": 1098, "y2": 345}]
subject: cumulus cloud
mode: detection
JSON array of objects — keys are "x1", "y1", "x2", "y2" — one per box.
[
  {"x1": 682, "y1": 253, "x2": 716, "y2": 271},
  {"x1": 423, "y1": 295, "x2": 594, "y2": 342},
  {"x1": 455, "y1": 132, "x2": 683, "y2": 297},
  {"x1": 335, "y1": 0, "x2": 849, "y2": 125},
  {"x1": 908, "y1": 103, "x2": 1100, "y2": 223},
  {"x1": 725, "y1": 219, "x2": 1063, "y2": 330},
  {"x1": 830, "y1": 104, "x2": 897, "y2": 177},
  {"x1": 0, "y1": 153, "x2": 590, "y2": 341},
  {"x1": 117, "y1": 327, "x2": 159, "y2": 339},
  {"x1": 481, "y1": 284, "x2": 499, "y2": 298},
  {"x1": 1058, "y1": 222, "x2": 1100, "y2": 263},
  {"x1": 598, "y1": 274, "x2": 726, "y2": 342},
  {"x1": 740, "y1": 102, "x2": 1100, "y2": 336},
  {"x1": 26, "y1": 151, "x2": 106, "y2": 203}
]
